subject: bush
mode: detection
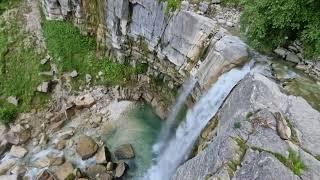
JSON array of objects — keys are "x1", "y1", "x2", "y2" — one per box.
[
  {"x1": 0, "y1": 103, "x2": 17, "y2": 124},
  {"x1": 239, "y1": 0, "x2": 320, "y2": 58}
]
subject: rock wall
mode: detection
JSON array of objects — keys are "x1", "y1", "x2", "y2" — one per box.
[
  {"x1": 42, "y1": 0, "x2": 248, "y2": 93},
  {"x1": 173, "y1": 73, "x2": 320, "y2": 180}
]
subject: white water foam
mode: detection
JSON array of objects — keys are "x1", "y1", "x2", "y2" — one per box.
[{"x1": 145, "y1": 63, "x2": 253, "y2": 180}]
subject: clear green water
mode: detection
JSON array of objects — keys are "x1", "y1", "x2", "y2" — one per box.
[
  {"x1": 103, "y1": 103, "x2": 163, "y2": 179},
  {"x1": 272, "y1": 59, "x2": 320, "y2": 111}
]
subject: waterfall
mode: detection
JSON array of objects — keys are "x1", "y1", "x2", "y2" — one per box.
[
  {"x1": 145, "y1": 62, "x2": 253, "y2": 180},
  {"x1": 153, "y1": 77, "x2": 197, "y2": 155}
]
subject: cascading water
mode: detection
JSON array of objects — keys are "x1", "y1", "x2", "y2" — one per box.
[
  {"x1": 153, "y1": 77, "x2": 197, "y2": 154},
  {"x1": 145, "y1": 62, "x2": 253, "y2": 180}
]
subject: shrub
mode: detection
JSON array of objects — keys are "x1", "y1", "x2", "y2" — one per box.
[
  {"x1": 0, "y1": 103, "x2": 17, "y2": 124},
  {"x1": 239, "y1": 0, "x2": 320, "y2": 58},
  {"x1": 233, "y1": 122, "x2": 241, "y2": 129}
]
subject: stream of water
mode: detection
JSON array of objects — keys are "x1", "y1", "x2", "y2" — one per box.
[{"x1": 145, "y1": 63, "x2": 253, "y2": 180}]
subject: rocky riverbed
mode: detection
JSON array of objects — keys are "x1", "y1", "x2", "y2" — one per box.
[{"x1": 0, "y1": 86, "x2": 163, "y2": 180}]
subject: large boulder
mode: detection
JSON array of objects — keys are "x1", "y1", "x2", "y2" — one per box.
[
  {"x1": 5, "y1": 124, "x2": 31, "y2": 145},
  {"x1": 114, "y1": 144, "x2": 135, "y2": 160},
  {"x1": 54, "y1": 162, "x2": 75, "y2": 180},
  {"x1": 75, "y1": 136, "x2": 98, "y2": 160},
  {"x1": 9, "y1": 145, "x2": 28, "y2": 158}
]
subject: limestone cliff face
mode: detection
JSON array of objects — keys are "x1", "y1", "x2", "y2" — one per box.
[{"x1": 42, "y1": 0, "x2": 248, "y2": 94}]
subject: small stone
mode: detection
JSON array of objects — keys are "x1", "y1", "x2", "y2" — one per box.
[
  {"x1": 114, "y1": 144, "x2": 135, "y2": 160},
  {"x1": 9, "y1": 145, "x2": 28, "y2": 158},
  {"x1": 48, "y1": 120, "x2": 65, "y2": 133},
  {"x1": 273, "y1": 47, "x2": 288, "y2": 58},
  {"x1": 40, "y1": 58, "x2": 48, "y2": 65},
  {"x1": 74, "y1": 94, "x2": 95, "y2": 109},
  {"x1": 10, "y1": 165, "x2": 27, "y2": 176},
  {"x1": 0, "y1": 159, "x2": 16, "y2": 175},
  {"x1": 36, "y1": 170, "x2": 56, "y2": 180},
  {"x1": 33, "y1": 156, "x2": 51, "y2": 168},
  {"x1": 7, "y1": 96, "x2": 18, "y2": 106},
  {"x1": 115, "y1": 161, "x2": 127, "y2": 178},
  {"x1": 286, "y1": 52, "x2": 300, "y2": 64},
  {"x1": 39, "y1": 133, "x2": 48, "y2": 146},
  {"x1": 76, "y1": 136, "x2": 98, "y2": 160},
  {"x1": 96, "y1": 173, "x2": 112, "y2": 180},
  {"x1": 98, "y1": 71, "x2": 104, "y2": 76},
  {"x1": 106, "y1": 162, "x2": 113, "y2": 171},
  {"x1": 54, "y1": 139, "x2": 66, "y2": 150},
  {"x1": 85, "y1": 74, "x2": 92, "y2": 83},
  {"x1": 36, "y1": 82, "x2": 50, "y2": 93},
  {"x1": 70, "y1": 70, "x2": 78, "y2": 78},
  {"x1": 54, "y1": 162, "x2": 74, "y2": 180},
  {"x1": 95, "y1": 146, "x2": 111, "y2": 164},
  {"x1": 86, "y1": 165, "x2": 106, "y2": 179},
  {"x1": 274, "y1": 112, "x2": 292, "y2": 140}
]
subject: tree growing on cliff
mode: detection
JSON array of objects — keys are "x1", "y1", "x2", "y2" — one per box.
[{"x1": 238, "y1": 0, "x2": 320, "y2": 59}]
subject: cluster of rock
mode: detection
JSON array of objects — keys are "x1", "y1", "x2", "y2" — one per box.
[
  {"x1": 42, "y1": 0, "x2": 248, "y2": 93},
  {"x1": 174, "y1": 73, "x2": 320, "y2": 180},
  {"x1": 274, "y1": 41, "x2": 320, "y2": 80},
  {"x1": 0, "y1": 90, "x2": 137, "y2": 180}
]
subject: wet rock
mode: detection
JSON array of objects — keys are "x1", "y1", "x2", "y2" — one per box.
[
  {"x1": 0, "y1": 140, "x2": 9, "y2": 156},
  {"x1": 10, "y1": 165, "x2": 27, "y2": 176},
  {"x1": 36, "y1": 170, "x2": 56, "y2": 180},
  {"x1": 39, "y1": 133, "x2": 48, "y2": 146},
  {"x1": 74, "y1": 94, "x2": 95, "y2": 109},
  {"x1": 95, "y1": 146, "x2": 111, "y2": 164},
  {"x1": 56, "y1": 129, "x2": 74, "y2": 140},
  {"x1": 9, "y1": 145, "x2": 28, "y2": 158},
  {"x1": 54, "y1": 162, "x2": 74, "y2": 180},
  {"x1": 86, "y1": 165, "x2": 107, "y2": 179},
  {"x1": 5, "y1": 124, "x2": 31, "y2": 145},
  {"x1": 0, "y1": 175, "x2": 18, "y2": 180},
  {"x1": 54, "y1": 139, "x2": 66, "y2": 150},
  {"x1": 274, "y1": 112, "x2": 291, "y2": 140},
  {"x1": 76, "y1": 136, "x2": 98, "y2": 160},
  {"x1": 274, "y1": 47, "x2": 287, "y2": 58},
  {"x1": 115, "y1": 161, "x2": 128, "y2": 178},
  {"x1": 7, "y1": 96, "x2": 18, "y2": 106},
  {"x1": 0, "y1": 159, "x2": 16, "y2": 175},
  {"x1": 114, "y1": 144, "x2": 135, "y2": 160},
  {"x1": 33, "y1": 154, "x2": 64, "y2": 168},
  {"x1": 37, "y1": 81, "x2": 50, "y2": 93},
  {"x1": 96, "y1": 173, "x2": 112, "y2": 180},
  {"x1": 106, "y1": 162, "x2": 114, "y2": 171},
  {"x1": 286, "y1": 52, "x2": 300, "y2": 64},
  {"x1": 48, "y1": 120, "x2": 65, "y2": 133}
]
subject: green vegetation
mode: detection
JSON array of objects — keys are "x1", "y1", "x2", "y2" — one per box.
[
  {"x1": 233, "y1": 121, "x2": 241, "y2": 129},
  {"x1": 0, "y1": 0, "x2": 19, "y2": 15},
  {"x1": 161, "y1": 0, "x2": 181, "y2": 15},
  {"x1": 0, "y1": 0, "x2": 48, "y2": 123},
  {"x1": 273, "y1": 150, "x2": 305, "y2": 176},
  {"x1": 236, "y1": 0, "x2": 320, "y2": 58},
  {"x1": 0, "y1": 101, "x2": 17, "y2": 124},
  {"x1": 252, "y1": 147, "x2": 305, "y2": 176},
  {"x1": 42, "y1": 20, "x2": 147, "y2": 88}
]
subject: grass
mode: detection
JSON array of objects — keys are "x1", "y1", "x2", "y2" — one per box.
[
  {"x1": 42, "y1": 20, "x2": 147, "y2": 89},
  {"x1": 252, "y1": 147, "x2": 305, "y2": 176},
  {"x1": 0, "y1": 0, "x2": 20, "y2": 15},
  {"x1": 233, "y1": 122, "x2": 241, "y2": 129},
  {"x1": 0, "y1": 0, "x2": 48, "y2": 123}
]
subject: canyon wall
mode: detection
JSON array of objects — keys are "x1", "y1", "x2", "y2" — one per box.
[{"x1": 42, "y1": 0, "x2": 248, "y2": 96}]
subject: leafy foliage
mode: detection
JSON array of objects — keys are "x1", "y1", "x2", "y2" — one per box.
[
  {"x1": 273, "y1": 150, "x2": 305, "y2": 175},
  {"x1": 0, "y1": 101, "x2": 17, "y2": 124},
  {"x1": 238, "y1": 0, "x2": 320, "y2": 58}
]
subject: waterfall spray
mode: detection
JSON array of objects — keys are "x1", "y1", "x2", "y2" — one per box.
[{"x1": 145, "y1": 62, "x2": 253, "y2": 180}]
